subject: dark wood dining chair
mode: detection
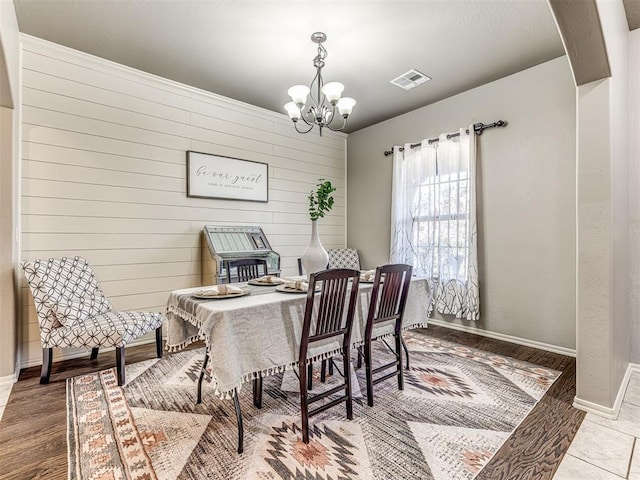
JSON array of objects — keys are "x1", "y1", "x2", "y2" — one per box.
[
  {"x1": 253, "y1": 268, "x2": 360, "y2": 444},
  {"x1": 194, "y1": 257, "x2": 268, "y2": 453},
  {"x1": 361, "y1": 264, "x2": 413, "y2": 407},
  {"x1": 225, "y1": 258, "x2": 268, "y2": 283}
]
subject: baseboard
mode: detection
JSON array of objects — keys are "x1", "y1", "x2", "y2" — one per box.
[
  {"x1": 19, "y1": 337, "x2": 158, "y2": 369},
  {"x1": 427, "y1": 319, "x2": 576, "y2": 357},
  {"x1": 0, "y1": 361, "x2": 20, "y2": 387},
  {"x1": 573, "y1": 362, "x2": 640, "y2": 419}
]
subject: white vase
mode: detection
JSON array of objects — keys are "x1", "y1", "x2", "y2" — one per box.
[{"x1": 301, "y1": 220, "x2": 329, "y2": 276}]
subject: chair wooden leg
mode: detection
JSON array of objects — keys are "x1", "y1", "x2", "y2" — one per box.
[
  {"x1": 344, "y1": 351, "x2": 353, "y2": 420},
  {"x1": 401, "y1": 336, "x2": 410, "y2": 370},
  {"x1": 116, "y1": 347, "x2": 125, "y2": 386},
  {"x1": 90, "y1": 347, "x2": 99, "y2": 360},
  {"x1": 365, "y1": 342, "x2": 374, "y2": 407},
  {"x1": 319, "y1": 358, "x2": 335, "y2": 381},
  {"x1": 253, "y1": 377, "x2": 263, "y2": 409},
  {"x1": 299, "y1": 363, "x2": 310, "y2": 444},
  {"x1": 307, "y1": 362, "x2": 313, "y2": 391},
  {"x1": 40, "y1": 348, "x2": 52, "y2": 384},
  {"x1": 396, "y1": 335, "x2": 404, "y2": 390},
  {"x1": 356, "y1": 346, "x2": 363, "y2": 369},
  {"x1": 197, "y1": 350, "x2": 210, "y2": 404},
  {"x1": 155, "y1": 327, "x2": 163, "y2": 358},
  {"x1": 233, "y1": 388, "x2": 244, "y2": 454}
]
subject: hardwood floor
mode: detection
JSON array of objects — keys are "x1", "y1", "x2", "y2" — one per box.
[
  {"x1": 0, "y1": 325, "x2": 583, "y2": 479},
  {"x1": 428, "y1": 329, "x2": 584, "y2": 480}
]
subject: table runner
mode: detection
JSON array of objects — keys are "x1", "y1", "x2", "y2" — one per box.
[{"x1": 166, "y1": 278, "x2": 429, "y2": 398}]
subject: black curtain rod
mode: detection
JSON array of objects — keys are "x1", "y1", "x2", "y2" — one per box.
[{"x1": 383, "y1": 120, "x2": 508, "y2": 156}]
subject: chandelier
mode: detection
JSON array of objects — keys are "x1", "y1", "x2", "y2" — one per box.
[{"x1": 284, "y1": 32, "x2": 356, "y2": 136}]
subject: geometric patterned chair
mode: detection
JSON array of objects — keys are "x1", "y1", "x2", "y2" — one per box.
[
  {"x1": 327, "y1": 248, "x2": 361, "y2": 270},
  {"x1": 21, "y1": 256, "x2": 164, "y2": 386},
  {"x1": 297, "y1": 249, "x2": 361, "y2": 275}
]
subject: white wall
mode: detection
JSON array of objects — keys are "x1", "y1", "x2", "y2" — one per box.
[
  {"x1": 19, "y1": 35, "x2": 346, "y2": 367},
  {"x1": 347, "y1": 56, "x2": 576, "y2": 352},
  {"x1": 0, "y1": 0, "x2": 19, "y2": 107},
  {"x1": 631, "y1": 29, "x2": 640, "y2": 364},
  {"x1": 602, "y1": 0, "x2": 631, "y2": 408},
  {"x1": 0, "y1": 0, "x2": 20, "y2": 382}
]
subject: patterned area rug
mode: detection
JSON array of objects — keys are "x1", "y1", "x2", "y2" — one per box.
[{"x1": 66, "y1": 330, "x2": 560, "y2": 480}]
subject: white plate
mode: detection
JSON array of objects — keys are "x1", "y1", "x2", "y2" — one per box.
[
  {"x1": 192, "y1": 287, "x2": 250, "y2": 300},
  {"x1": 248, "y1": 278, "x2": 284, "y2": 286},
  {"x1": 275, "y1": 284, "x2": 320, "y2": 294}
]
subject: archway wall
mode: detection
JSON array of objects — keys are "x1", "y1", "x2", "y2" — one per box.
[{"x1": 550, "y1": 0, "x2": 632, "y2": 412}]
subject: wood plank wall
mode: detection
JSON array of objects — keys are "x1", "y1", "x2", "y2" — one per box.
[{"x1": 19, "y1": 35, "x2": 346, "y2": 367}]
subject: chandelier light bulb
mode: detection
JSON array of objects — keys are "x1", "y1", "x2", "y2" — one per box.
[
  {"x1": 337, "y1": 97, "x2": 356, "y2": 117},
  {"x1": 321, "y1": 82, "x2": 344, "y2": 105},
  {"x1": 287, "y1": 85, "x2": 310, "y2": 107},
  {"x1": 284, "y1": 102, "x2": 302, "y2": 121}
]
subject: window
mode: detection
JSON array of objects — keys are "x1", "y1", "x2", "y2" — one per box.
[
  {"x1": 390, "y1": 130, "x2": 479, "y2": 320},
  {"x1": 412, "y1": 168, "x2": 470, "y2": 281}
]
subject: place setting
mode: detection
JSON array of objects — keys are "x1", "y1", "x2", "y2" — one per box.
[
  {"x1": 359, "y1": 270, "x2": 377, "y2": 283},
  {"x1": 275, "y1": 279, "x2": 320, "y2": 294},
  {"x1": 191, "y1": 284, "x2": 251, "y2": 300},
  {"x1": 247, "y1": 275, "x2": 285, "y2": 286}
]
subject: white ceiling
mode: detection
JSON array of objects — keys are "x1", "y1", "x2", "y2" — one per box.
[{"x1": 12, "y1": 0, "x2": 565, "y2": 133}]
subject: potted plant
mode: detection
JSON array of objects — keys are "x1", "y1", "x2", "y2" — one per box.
[{"x1": 301, "y1": 179, "x2": 337, "y2": 274}]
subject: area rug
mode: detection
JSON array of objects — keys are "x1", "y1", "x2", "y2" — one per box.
[{"x1": 66, "y1": 330, "x2": 560, "y2": 480}]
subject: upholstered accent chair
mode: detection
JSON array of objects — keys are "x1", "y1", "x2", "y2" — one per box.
[
  {"x1": 21, "y1": 256, "x2": 164, "y2": 386},
  {"x1": 327, "y1": 248, "x2": 361, "y2": 270}
]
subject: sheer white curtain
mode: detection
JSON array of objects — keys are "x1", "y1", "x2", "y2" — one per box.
[{"x1": 390, "y1": 127, "x2": 479, "y2": 320}]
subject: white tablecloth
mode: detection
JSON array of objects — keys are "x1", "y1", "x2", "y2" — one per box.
[{"x1": 166, "y1": 278, "x2": 429, "y2": 398}]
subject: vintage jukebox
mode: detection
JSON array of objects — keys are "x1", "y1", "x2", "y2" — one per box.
[{"x1": 201, "y1": 225, "x2": 280, "y2": 284}]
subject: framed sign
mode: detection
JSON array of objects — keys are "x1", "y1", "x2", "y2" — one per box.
[{"x1": 186, "y1": 151, "x2": 268, "y2": 202}]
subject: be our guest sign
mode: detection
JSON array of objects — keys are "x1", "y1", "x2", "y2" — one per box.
[{"x1": 186, "y1": 151, "x2": 268, "y2": 202}]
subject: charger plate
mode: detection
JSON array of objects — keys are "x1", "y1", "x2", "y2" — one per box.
[
  {"x1": 192, "y1": 287, "x2": 251, "y2": 300},
  {"x1": 275, "y1": 284, "x2": 320, "y2": 294},
  {"x1": 248, "y1": 278, "x2": 284, "y2": 286}
]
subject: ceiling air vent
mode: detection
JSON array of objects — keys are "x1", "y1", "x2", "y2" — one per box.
[{"x1": 390, "y1": 69, "x2": 431, "y2": 91}]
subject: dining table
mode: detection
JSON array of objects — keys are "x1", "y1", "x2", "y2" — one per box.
[{"x1": 164, "y1": 274, "x2": 430, "y2": 452}]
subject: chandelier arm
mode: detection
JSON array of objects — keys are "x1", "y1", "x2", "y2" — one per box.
[
  {"x1": 315, "y1": 69, "x2": 324, "y2": 112},
  {"x1": 307, "y1": 70, "x2": 322, "y2": 111},
  {"x1": 322, "y1": 104, "x2": 346, "y2": 132},
  {"x1": 293, "y1": 121, "x2": 314, "y2": 135},
  {"x1": 297, "y1": 112, "x2": 314, "y2": 126},
  {"x1": 325, "y1": 115, "x2": 348, "y2": 132}
]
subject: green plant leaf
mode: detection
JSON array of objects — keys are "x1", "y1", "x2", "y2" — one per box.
[{"x1": 308, "y1": 178, "x2": 336, "y2": 221}]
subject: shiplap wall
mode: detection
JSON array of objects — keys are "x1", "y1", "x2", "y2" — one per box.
[{"x1": 19, "y1": 35, "x2": 346, "y2": 367}]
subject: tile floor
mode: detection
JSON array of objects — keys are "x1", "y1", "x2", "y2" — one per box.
[
  {"x1": 554, "y1": 372, "x2": 640, "y2": 479},
  {"x1": 0, "y1": 384, "x2": 12, "y2": 421}
]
